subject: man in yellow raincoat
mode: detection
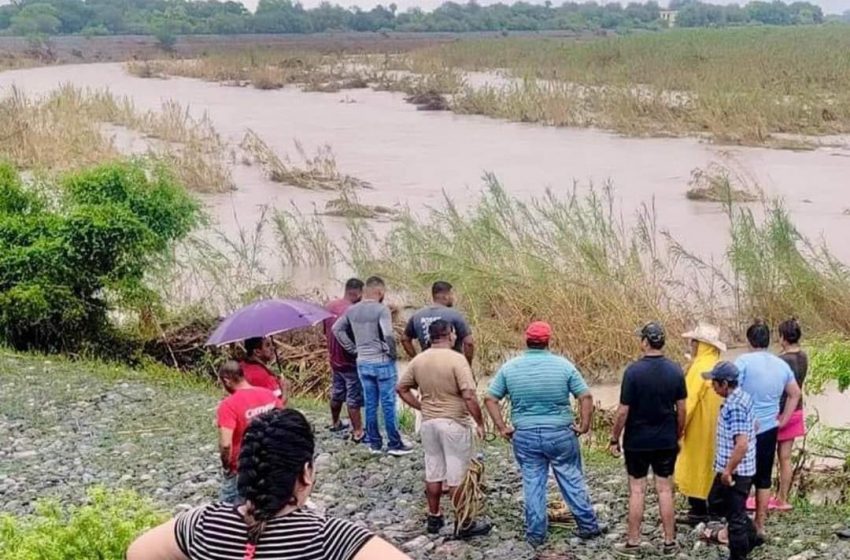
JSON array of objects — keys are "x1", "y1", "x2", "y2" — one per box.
[{"x1": 675, "y1": 323, "x2": 727, "y2": 525}]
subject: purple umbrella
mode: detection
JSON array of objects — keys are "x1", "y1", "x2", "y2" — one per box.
[{"x1": 205, "y1": 298, "x2": 333, "y2": 347}]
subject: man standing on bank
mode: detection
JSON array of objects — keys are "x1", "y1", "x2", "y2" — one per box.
[
  {"x1": 609, "y1": 322, "x2": 687, "y2": 557},
  {"x1": 703, "y1": 361, "x2": 759, "y2": 560},
  {"x1": 734, "y1": 320, "x2": 800, "y2": 539},
  {"x1": 485, "y1": 321, "x2": 603, "y2": 547},
  {"x1": 397, "y1": 320, "x2": 492, "y2": 539},
  {"x1": 333, "y1": 276, "x2": 413, "y2": 456},
  {"x1": 402, "y1": 281, "x2": 475, "y2": 365},
  {"x1": 324, "y1": 278, "x2": 365, "y2": 443}
]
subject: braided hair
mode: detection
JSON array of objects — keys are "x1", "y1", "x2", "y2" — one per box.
[{"x1": 237, "y1": 408, "x2": 315, "y2": 558}]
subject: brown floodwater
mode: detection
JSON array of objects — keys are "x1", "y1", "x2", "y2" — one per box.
[{"x1": 2, "y1": 62, "x2": 848, "y2": 427}]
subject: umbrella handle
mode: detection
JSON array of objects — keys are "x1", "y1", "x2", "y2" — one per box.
[{"x1": 272, "y1": 337, "x2": 285, "y2": 375}]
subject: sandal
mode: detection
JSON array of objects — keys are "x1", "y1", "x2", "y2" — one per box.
[{"x1": 661, "y1": 541, "x2": 679, "y2": 556}]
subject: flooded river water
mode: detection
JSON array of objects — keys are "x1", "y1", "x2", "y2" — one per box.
[{"x1": 1, "y1": 62, "x2": 848, "y2": 428}]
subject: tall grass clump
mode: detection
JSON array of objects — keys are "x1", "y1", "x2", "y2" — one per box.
[
  {"x1": 350, "y1": 173, "x2": 690, "y2": 376},
  {"x1": 0, "y1": 487, "x2": 164, "y2": 560}
]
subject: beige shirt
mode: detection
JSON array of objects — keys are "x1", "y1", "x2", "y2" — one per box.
[{"x1": 398, "y1": 347, "x2": 476, "y2": 422}]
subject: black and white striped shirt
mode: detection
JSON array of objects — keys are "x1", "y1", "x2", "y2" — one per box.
[{"x1": 174, "y1": 503, "x2": 373, "y2": 560}]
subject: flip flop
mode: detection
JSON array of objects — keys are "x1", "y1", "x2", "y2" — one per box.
[
  {"x1": 769, "y1": 497, "x2": 793, "y2": 512},
  {"x1": 745, "y1": 496, "x2": 756, "y2": 511}
]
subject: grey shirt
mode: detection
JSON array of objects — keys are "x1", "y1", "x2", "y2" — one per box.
[
  {"x1": 404, "y1": 305, "x2": 471, "y2": 353},
  {"x1": 332, "y1": 300, "x2": 396, "y2": 364}
]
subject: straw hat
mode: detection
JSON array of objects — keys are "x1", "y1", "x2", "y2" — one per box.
[{"x1": 681, "y1": 322, "x2": 727, "y2": 353}]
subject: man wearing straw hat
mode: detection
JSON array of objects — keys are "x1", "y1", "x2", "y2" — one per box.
[{"x1": 676, "y1": 323, "x2": 727, "y2": 525}]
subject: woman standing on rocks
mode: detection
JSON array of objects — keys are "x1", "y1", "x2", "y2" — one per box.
[
  {"x1": 774, "y1": 318, "x2": 807, "y2": 512},
  {"x1": 675, "y1": 323, "x2": 726, "y2": 525},
  {"x1": 127, "y1": 409, "x2": 410, "y2": 560}
]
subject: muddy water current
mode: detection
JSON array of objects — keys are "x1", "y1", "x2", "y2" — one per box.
[{"x1": 1, "y1": 62, "x2": 848, "y2": 428}]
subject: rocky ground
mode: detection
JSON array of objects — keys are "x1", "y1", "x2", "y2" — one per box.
[{"x1": 1, "y1": 352, "x2": 848, "y2": 560}]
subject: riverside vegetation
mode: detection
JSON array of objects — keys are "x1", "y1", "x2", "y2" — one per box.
[{"x1": 128, "y1": 26, "x2": 850, "y2": 147}]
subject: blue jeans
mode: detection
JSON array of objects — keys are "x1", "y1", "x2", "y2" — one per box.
[
  {"x1": 219, "y1": 472, "x2": 240, "y2": 503},
  {"x1": 357, "y1": 361, "x2": 403, "y2": 451},
  {"x1": 513, "y1": 426, "x2": 599, "y2": 545}
]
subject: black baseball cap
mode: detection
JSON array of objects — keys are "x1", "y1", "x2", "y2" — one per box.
[
  {"x1": 637, "y1": 321, "x2": 665, "y2": 345},
  {"x1": 702, "y1": 361, "x2": 740, "y2": 382}
]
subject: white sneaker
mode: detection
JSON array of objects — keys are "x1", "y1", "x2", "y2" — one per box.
[{"x1": 387, "y1": 444, "x2": 414, "y2": 456}]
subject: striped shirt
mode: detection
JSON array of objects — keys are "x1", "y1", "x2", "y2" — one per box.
[
  {"x1": 714, "y1": 388, "x2": 757, "y2": 476},
  {"x1": 175, "y1": 503, "x2": 373, "y2": 560},
  {"x1": 488, "y1": 349, "x2": 589, "y2": 429}
]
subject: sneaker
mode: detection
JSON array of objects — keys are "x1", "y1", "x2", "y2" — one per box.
[
  {"x1": 369, "y1": 447, "x2": 384, "y2": 455},
  {"x1": 387, "y1": 444, "x2": 414, "y2": 456},
  {"x1": 575, "y1": 522, "x2": 608, "y2": 540},
  {"x1": 613, "y1": 543, "x2": 642, "y2": 557},
  {"x1": 328, "y1": 421, "x2": 350, "y2": 433},
  {"x1": 426, "y1": 514, "x2": 445, "y2": 535},
  {"x1": 661, "y1": 541, "x2": 679, "y2": 556},
  {"x1": 836, "y1": 527, "x2": 850, "y2": 540},
  {"x1": 456, "y1": 519, "x2": 492, "y2": 539}
]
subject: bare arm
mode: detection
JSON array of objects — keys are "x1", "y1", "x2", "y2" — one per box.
[
  {"x1": 332, "y1": 315, "x2": 357, "y2": 355},
  {"x1": 396, "y1": 385, "x2": 422, "y2": 411},
  {"x1": 126, "y1": 519, "x2": 187, "y2": 560},
  {"x1": 461, "y1": 335, "x2": 475, "y2": 366},
  {"x1": 610, "y1": 403, "x2": 629, "y2": 453},
  {"x1": 218, "y1": 427, "x2": 233, "y2": 472},
  {"x1": 676, "y1": 398, "x2": 687, "y2": 440},
  {"x1": 722, "y1": 434, "x2": 750, "y2": 485},
  {"x1": 462, "y1": 389, "x2": 485, "y2": 435},
  {"x1": 484, "y1": 395, "x2": 514, "y2": 439},
  {"x1": 778, "y1": 379, "x2": 801, "y2": 429},
  {"x1": 401, "y1": 334, "x2": 418, "y2": 359},
  {"x1": 574, "y1": 392, "x2": 594, "y2": 434},
  {"x1": 353, "y1": 536, "x2": 411, "y2": 560}
]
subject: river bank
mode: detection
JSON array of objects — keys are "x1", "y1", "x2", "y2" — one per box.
[{"x1": 1, "y1": 351, "x2": 848, "y2": 559}]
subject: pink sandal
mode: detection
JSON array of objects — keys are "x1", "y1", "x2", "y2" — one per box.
[{"x1": 769, "y1": 497, "x2": 793, "y2": 512}]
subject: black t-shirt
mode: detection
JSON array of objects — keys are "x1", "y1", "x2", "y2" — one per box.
[
  {"x1": 620, "y1": 355, "x2": 687, "y2": 451},
  {"x1": 779, "y1": 350, "x2": 808, "y2": 411}
]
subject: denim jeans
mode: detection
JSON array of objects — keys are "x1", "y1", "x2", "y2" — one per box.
[
  {"x1": 219, "y1": 472, "x2": 240, "y2": 504},
  {"x1": 357, "y1": 361, "x2": 403, "y2": 451},
  {"x1": 513, "y1": 426, "x2": 600, "y2": 545}
]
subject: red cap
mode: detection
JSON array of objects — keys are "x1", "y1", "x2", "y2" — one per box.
[{"x1": 525, "y1": 321, "x2": 552, "y2": 343}]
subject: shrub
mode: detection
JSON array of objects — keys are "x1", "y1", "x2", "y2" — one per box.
[
  {"x1": 0, "y1": 160, "x2": 199, "y2": 352},
  {"x1": 0, "y1": 487, "x2": 164, "y2": 560},
  {"x1": 808, "y1": 337, "x2": 850, "y2": 394}
]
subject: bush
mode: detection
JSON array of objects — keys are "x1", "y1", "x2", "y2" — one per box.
[
  {"x1": 808, "y1": 337, "x2": 850, "y2": 394},
  {"x1": 0, "y1": 487, "x2": 164, "y2": 560},
  {"x1": 0, "y1": 160, "x2": 199, "y2": 352}
]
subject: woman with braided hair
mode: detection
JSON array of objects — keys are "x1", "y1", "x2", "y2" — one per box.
[{"x1": 128, "y1": 409, "x2": 410, "y2": 560}]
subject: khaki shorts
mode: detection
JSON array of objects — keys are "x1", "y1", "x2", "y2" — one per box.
[{"x1": 421, "y1": 418, "x2": 474, "y2": 487}]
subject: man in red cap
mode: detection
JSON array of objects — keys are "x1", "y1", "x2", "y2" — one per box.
[{"x1": 484, "y1": 321, "x2": 602, "y2": 546}]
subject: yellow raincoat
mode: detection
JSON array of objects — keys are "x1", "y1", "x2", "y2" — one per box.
[{"x1": 675, "y1": 341, "x2": 724, "y2": 500}]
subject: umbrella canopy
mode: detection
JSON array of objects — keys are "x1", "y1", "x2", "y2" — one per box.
[{"x1": 206, "y1": 298, "x2": 333, "y2": 347}]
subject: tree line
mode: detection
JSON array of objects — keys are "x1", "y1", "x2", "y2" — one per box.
[{"x1": 0, "y1": 0, "x2": 830, "y2": 37}]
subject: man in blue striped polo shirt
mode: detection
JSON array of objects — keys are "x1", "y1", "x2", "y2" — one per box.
[{"x1": 484, "y1": 321, "x2": 602, "y2": 546}]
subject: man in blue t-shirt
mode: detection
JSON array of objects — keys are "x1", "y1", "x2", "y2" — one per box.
[
  {"x1": 484, "y1": 321, "x2": 602, "y2": 546},
  {"x1": 734, "y1": 320, "x2": 801, "y2": 539},
  {"x1": 609, "y1": 322, "x2": 687, "y2": 556}
]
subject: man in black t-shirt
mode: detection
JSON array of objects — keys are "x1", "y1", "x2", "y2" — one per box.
[{"x1": 609, "y1": 322, "x2": 687, "y2": 556}]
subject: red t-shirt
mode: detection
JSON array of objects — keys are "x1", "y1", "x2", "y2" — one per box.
[
  {"x1": 324, "y1": 298, "x2": 357, "y2": 371},
  {"x1": 240, "y1": 360, "x2": 282, "y2": 397},
  {"x1": 216, "y1": 387, "x2": 282, "y2": 473}
]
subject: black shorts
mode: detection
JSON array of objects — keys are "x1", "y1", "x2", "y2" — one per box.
[
  {"x1": 754, "y1": 427, "x2": 779, "y2": 490},
  {"x1": 624, "y1": 448, "x2": 678, "y2": 479}
]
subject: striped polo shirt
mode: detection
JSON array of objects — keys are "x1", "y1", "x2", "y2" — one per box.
[{"x1": 488, "y1": 349, "x2": 590, "y2": 429}]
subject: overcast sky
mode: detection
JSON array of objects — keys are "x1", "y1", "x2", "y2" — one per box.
[{"x1": 267, "y1": 0, "x2": 850, "y2": 14}]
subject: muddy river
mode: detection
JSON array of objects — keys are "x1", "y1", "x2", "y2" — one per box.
[{"x1": 1, "y1": 62, "x2": 848, "y2": 428}]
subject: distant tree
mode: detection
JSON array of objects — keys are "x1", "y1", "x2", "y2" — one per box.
[{"x1": 10, "y1": 3, "x2": 62, "y2": 35}]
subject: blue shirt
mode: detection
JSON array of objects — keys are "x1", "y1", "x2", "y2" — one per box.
[
  {"x1": 487, "y1": 349, "x2": 589, "y2": 429},
  {"x1": 714, "y1": 388, "x2": 757, "y2": 476},
  {"x1": 734, "y1": 351, "x2": 794, "y2": 434}
]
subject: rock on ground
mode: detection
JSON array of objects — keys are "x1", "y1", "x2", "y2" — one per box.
[{"x1": 1, "y1": 354, "x2": 848, "y2": 560}]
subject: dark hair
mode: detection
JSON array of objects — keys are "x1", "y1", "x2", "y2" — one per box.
[
  {"x1": 245, "y1": 337, "x2": 264, "y2": 356},
  {"x1": 778, "y1": 318, "x2": 801, "y2": 344},
  {"x1": 746, "y1": 320, "x2": 770, "y2": 349},
  {"x1": 526, "y1": 340, "x2": 549, "y2": 350},
  {"x1": 428, "y1": 319, "x2": 452, "y2": 342},
  {"x1": 365, "y1": 276, "x2": 385, "y2": 288},
  {"x1": 218, "y1": 359, "x2": 244, "y2": 381},
  {"x1": 716, "y1": 378, "x2": 740, "y2": 389},
  {"x1": 345, "y1": 278, "x2": 364, "y2": 292},
  {"x1": 432, "y1": 281, "x2": 453, "y2": 298},
  {"x1": 238, "y1": 409, "x2": 315, "y2": 552}
]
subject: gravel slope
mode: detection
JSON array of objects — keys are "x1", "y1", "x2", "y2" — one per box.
[{"x1": 1, "y1": 352, "x2": 848, "y2": 560}]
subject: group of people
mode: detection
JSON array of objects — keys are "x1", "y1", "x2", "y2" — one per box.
[{"x1": 127, "y1": 276, "x2": 842, "y2": 560}]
